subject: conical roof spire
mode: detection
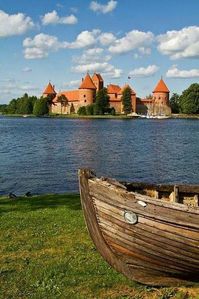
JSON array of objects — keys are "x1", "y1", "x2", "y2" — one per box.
[
  {"x1": 153, "y1": 78, "x2": 169, "y2": 93},
  {"x1": 79, "y1": 73, "x2": 96, "y2": 89},
  {"x1": 43, "y1": 82, "x2": 56, "y2": 95}
]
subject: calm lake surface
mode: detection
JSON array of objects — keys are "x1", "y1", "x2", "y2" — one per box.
[{"x1": 0, "y1": 116, "x2": 198, "y2": 195}]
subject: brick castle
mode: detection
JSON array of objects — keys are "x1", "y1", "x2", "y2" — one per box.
[{"x1": 42, "y1": 73, "x2": 171, "y2": 116}]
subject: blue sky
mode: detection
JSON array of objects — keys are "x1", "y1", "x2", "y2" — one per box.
[{"x1": 0, "y1": 0, "x2": 199, "y2": 103}]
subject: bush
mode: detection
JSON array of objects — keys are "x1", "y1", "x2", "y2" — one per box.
[
  {"x1": 77, "y1": 106, "x2": 87, "y2": 115},
  {"x1": 86, "y1": 104, "x2": 95, "y2": 115},
  {"x1": 33, "y1": 98, "x2": 49, "y2": 116},
  {"x1": 110, "y1": 107, "x2": 116, "y2": 115}
]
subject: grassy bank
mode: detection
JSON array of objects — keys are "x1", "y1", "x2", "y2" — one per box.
[
  {"x1": 1, "y1": 113, "x2": 199, "y2": 119},
  {"x1": 171, "y1": 114, "x2": 199, "y2": 119},
  {"x1": 0, "y1": 194, "x2": 199, "y2": 299}
]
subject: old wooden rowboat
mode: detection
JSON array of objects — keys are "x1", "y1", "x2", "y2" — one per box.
[{"x1": 78, "y1": 169, "x2": 199, "y2": 286}]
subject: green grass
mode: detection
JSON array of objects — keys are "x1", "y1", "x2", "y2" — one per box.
[
  {"x1": 0, "y1": 194, "x2": 198, "y2": 299},
  {"x1": 49, "y1": 113, "x2": 135, "y2": 119}
]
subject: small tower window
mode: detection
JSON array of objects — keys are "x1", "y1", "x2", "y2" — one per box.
[
  {"x1": 84, "y1": 100, "x2": 87, "y2": 103},
  {"x1": 83, "y1": 94, "x2": 86, "y2": 98}
]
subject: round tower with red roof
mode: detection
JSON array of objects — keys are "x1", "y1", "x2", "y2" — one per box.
[
  {"x1": 152, "y1": 78, "x2": 171, "y2": 116},
  {"x1": 78, "y1": 73, "x2": 96, "y2": 106}
]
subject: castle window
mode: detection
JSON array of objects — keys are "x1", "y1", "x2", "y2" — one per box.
[
  {"x1": 159, "y1": 97, "x2": 161, "y2": 100},
  {"x1": 83, "y1": 94, "x2": 86, "y2": 98},
  {"x1": 84, "y1": 100, "x2": 87, "y2": 103},
  {"x1": 115, "y1": 93, "x2": 117, "y2": 98}
]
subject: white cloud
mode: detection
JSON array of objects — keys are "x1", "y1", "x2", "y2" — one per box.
[
  {"x1": 23, "y1": 33, "x2": 68, "y2": 59},
  {"x1": 90, "y1": 0, "x2": 117, "y2": 14},
  {"x1": 22, "y1": 67, "x2": 32, "y2": 72},
  {"x1": 166, "y1": 65, "x2": 199, "y2": 78},
  {"x1": 72, "y1": 62, "x2": 122, "y2": 78},
  {"x1": 72, "y1": 61, "x2": 122, "y2": 79},
  {"x1": 73, "y1": 48, "x2": 111, "y2": 64},
  {"x1": 23, "y1": 30, "x2": 102, "y2": 59},
  {"x1": 62, "y1": 80, "x2": 81, "y2": 88},
  {"x1": 138, "y1": 47, "x2": 151, "y2": 55},
  {"x1": 68, "y1": 29, "x2": 100, "y2": 48},
  {"x1": 98, "y1": 32, "x2": 116, "y2": 45},
  {"x1": 109, "y1": 30, "x2": 154, "y2": 54},
  {"x1": 0, "y1": 10, "x2": 34, "y2": 37},
  {"x1": 42, "y1": 10, "x2": 77, "y2": 25},
  {"x1": 129, "y1": 65, "x2": 159, "y2": 77},
  {"x1": 157, "y1": 26, "x2": 199, "y2": 59},
  {"x1": 70, "y1": 7, "x2": 78, "y2": 13}
]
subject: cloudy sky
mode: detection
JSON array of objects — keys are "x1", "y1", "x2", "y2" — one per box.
[{"x1": 0, "y1": 0, "x2": 199, "y2": 103}]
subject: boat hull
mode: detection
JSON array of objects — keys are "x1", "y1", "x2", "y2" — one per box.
[{"x1": 79, "y1": 169, "x2": 199, "y2": 286}]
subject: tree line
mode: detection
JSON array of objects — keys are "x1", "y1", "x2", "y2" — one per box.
[
  {"x1": 170, "y1": 83, "x2": 199, "y2": 114},
  {"x1": 0, "y1": 93, "x2": 50, "y2": 116}
]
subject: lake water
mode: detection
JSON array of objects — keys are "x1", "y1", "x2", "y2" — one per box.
[{"x1": 0, "y1": 116, "x2": 198, "y2": 195}]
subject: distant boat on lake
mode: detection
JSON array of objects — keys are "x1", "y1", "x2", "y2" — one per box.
[{"x1": 79, "y1": 169, "x2": 199, "y2": 286}]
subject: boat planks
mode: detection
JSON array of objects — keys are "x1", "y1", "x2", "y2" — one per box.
[{"x1": 78, "y1": 169, "x2": 199, "y2": 286}]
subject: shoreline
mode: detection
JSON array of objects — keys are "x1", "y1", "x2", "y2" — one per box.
[{"x1": 1, "y1": 113, "x2": 199, "y2": 119}]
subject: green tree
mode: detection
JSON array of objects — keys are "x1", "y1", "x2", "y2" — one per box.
[
  {"x1": 77, "y1": 106, "x2": 87, "y2": 115},
  {"x1": 170, "y1": 93, "x2": 180, "y2": 113},
  {"x1": 179, "y1": 83, "x2": 199, "y2": 114},
  {"x1": 70, "y1": 103, "x2": 75, "y2": 114},
  {"x1": 121, "y1": 86, "x2": 132, "y2": 114},
  {"x1": 17, "y1": 96, "x2": 33, "y2": 114},
  {"x1": 57, "y1": 94, "x2": 68, "y2": 114},
  {"x1": 33, "y1": 98, "x2": 49, "y2": 116},
  {"x1": 0, "y1": 104, "x2": 8, "y2": 113},
  {"x1": 94, "y1": 88, "x2": 110, "y2": 115},
  {"x1": 6, "y1": 99, "x2": 17, "y2": 114},
  {"x1": 86, "y1": 104, "x2": 95, "y2": 115}
]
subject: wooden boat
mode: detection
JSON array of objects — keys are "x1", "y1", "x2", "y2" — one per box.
[{"x1": 78, "y1": 169, "x2": 199, "y2": 286}]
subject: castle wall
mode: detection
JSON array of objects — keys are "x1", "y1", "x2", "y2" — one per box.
[
  {"x1": 51, "y1": 102, "x2": 80, "y2": 114},
  {"x1": 109, "y1": 101, "x2": 122, "y2": 113}
]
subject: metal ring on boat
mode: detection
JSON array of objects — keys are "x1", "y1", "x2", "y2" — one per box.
[{"x1": 124, "y1": 211, "x2": 138, "y2": 224}]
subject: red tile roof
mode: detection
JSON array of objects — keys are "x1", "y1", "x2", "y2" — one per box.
[
  {"x1": 79, "y1": 73, "x2": 96, "y2": 89},
  {"x1": 43, "y1": 82, "x2": 56, "y2": 95},
  {"x1": 92, "y1": 73, "x2": 103, "y2": 82},
  {"x1": 53, "y1": 90, "x2": 79, "y2": 102},
  {"x1": 153, "y1": 79, "x2": 169, "y2": 93},
  {"x1": 107, "y1": 84, "x2": 121, "y2": 94}
]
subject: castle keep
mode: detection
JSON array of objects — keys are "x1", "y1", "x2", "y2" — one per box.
[{"x1": 43, "y1": 73, "x2": 171, "y2": 116}]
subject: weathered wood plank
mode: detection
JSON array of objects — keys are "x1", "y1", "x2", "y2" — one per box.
[
  {"x1": 79, "y1": 169, "x2": 199, "y2": 286},
  {"x1": 89, "y1": 182, "x2": 199, "y2": 229}
]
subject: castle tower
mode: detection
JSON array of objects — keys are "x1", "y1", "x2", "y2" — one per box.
[
  {"x1": 78, "y1": 73, "x2": 96, "y2": 106},
  {"x1": 43, "y1": 82, "x2": 57, "y2": 99},
  {"x1": 92, "y1": 73, "x2": 104, "y2": 91},
  {"x1": 152, "y1": 78, "x2": 171, "y2": 116}
]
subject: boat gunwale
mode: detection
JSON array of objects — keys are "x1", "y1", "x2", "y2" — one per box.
[{"x1": 89, "y1": 177, "x2": 199, "y2": 214}]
